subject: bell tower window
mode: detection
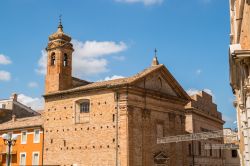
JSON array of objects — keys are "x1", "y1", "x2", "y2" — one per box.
[
  {"x1": 64, "y1": 54, "x2": 68, "y2": 67},
  {"x1": 51, "y1": 53, "x2": 56, "y2": 66}
]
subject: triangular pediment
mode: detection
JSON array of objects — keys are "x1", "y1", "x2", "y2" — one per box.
[
  {"x1": 132, "y1": 65, "x2": 190, "y2": 101},
  {"x1": 154, "y1": 151, "x2": 168, "y2": 160},
  {"x1": 154, "y1": 151, "x2": 169, "y2": 164}
]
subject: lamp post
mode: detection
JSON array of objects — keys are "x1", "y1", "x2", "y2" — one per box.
[{"x1": 2, "y1": 133, "x2": 18, "y2": 166}]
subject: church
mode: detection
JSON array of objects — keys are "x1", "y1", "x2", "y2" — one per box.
[{"x1": 42, "y1": 21, "x2": 190, "y2": 166}]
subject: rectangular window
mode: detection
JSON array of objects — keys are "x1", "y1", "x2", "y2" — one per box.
[
  {"x1": 188, "y1": 144, "x2": 192, "y2": 156},
  {"x1": 20, "y1": 153, "x2": 26, "y2": 166},
  {"x1": 210, "y1": 146, "x2": 213, "y2": 156},
  {"x1": 198, "y1": 142, "x2": 201, "y2": 155},
  {"x1": 232, "y1": 150, "x2": 238, "y2": 158},
  {"x1": 80, "y1": 102, "x2": 89, "y2": 113},
  {"x1": 156, "y1": 124, "x2": 164, "y2": 138},
  {"x1": 21, "y1": 131, "x2": 27, "y2": 144},
  {"x1": 34, "y1": 129, "x2": 40, "y2": 143},
  {"x1": 32, "y1": 152, "x2": 39, "y2": 165}
]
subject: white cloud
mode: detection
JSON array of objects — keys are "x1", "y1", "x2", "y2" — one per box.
[
  {"x1": 186, "y1": 88, "x2": 215, "y2": 101},
  {"x1": 203, "y1": 88, "x2": 214, "y2": 96},
  {"x1": 104, "y1": 75, "x2": 125, "y2": 81},
  {"x1": 28, "y1": 82, "x2": 39, "y2": 88},
  {"x1": 73, "y1": 40, "x2": 127, "y2": 58},
  {"x1": 196, "y1": 69, "x2": 202, "y2": 75},
  {"x1": 36, "y1": 40, "x2": 127, "y2": 78},
  {"x1": 17, "y1": 94, "x2": 44, "y2": 111},
  {"x1": 0, "y1": 54, "x2": 12, "y2": 65},
  {"x1": 186, "y1": 88, "x2": 200, "y2": 96},
  {"x1": 36, "y1": 50, "x2": 47, "y2": 75},
  {"x1": 0, "y1": 70, "x2": 11, "y2": 81},
  {"x1": 115, "y1": 0, "x2": 163, "y2": 5}
]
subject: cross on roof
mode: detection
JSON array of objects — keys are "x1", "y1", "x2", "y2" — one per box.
[{"x1": 154, "y1": 48, "x2": 157, "y2": 57}]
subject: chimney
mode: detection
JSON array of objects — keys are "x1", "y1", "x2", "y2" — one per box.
[{"x1": 10, "y1": 93, "x2": 18, "y2": 102}]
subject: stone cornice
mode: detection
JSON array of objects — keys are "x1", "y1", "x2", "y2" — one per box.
[
  {"x1": 233, "y1": 49, "x2": 250, "y2": 59},
  {"x1": 0, "y1": 125, "x2": 43, "y2": 132},
  {"x1": 185, "y1": 108, "x2": 224, "y2": 124},
  {"x1": 44, "y1": 84, "x2": 188, "y2": 106},
  {"x1": 126, "y1": 86, "x2": 189, "y2": 105}
]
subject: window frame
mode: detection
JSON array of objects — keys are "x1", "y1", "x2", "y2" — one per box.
[
  {"x1": 32, "y1": 151, "x2": 40, "y2": 166},
  {"x1": 198, "y1": 141, "x2": 201, "y2": 156},
  {"x1": 51, "y1": 53, "x2": 56, "y2": 66},
  {"x1": 75, "y1": 99, "x2": 91, "y2": 124},
  {"x1": 156, "y1": 123, "x2": 164, "y2": 138},
  {"x1": 188, "y1": 143, "x2": 192, "y2": 156},
  {"x1": 79, "y1": 101, "x2": 90, "y2": 113},
  {"x1": 232, "y1": 149, "x2": 238, "y2": 158},
  {"x1": 63, "y1": 53, "x2": 68, "y2": 67},
  {"x1": 19, "y1": 152, "x2": 26, "y2": 166},
  {"x1": 33, "y1": 129, "x2": 40, "y2": 143},
  {"x1": 21, "y1": 130, "x2": 27, "y2": 144}
]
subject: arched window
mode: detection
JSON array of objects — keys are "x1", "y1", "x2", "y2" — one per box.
[
  {"x1": 51, "y1": 53, "x2": 56, "y2": 66},
  {"x1": 63, "y1": 54, "x2": 68, "y2": 67}
]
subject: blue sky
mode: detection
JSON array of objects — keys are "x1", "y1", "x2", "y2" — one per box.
[{"x1": 0, "y1": 0, "x2": 236, "y2": 128}]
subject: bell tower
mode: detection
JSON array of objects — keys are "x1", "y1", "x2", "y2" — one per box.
[{"x1": 45, "y1": 19, "x2": 74, "y2": 94}]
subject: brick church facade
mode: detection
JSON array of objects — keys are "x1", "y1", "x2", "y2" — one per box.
[{"x1": 42, "y1": 22, "x2": 190, "y2": 166}]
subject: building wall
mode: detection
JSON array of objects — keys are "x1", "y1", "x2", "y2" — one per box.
[
  {"x1": 43, "y1": 87, "x2": 188, "y2": 166},
  {"x1": 0, "y1": 94, "x2": 39, "y2": 123},
  {"x1": 185, "y1": 113, "x2": 224, "y2": 166},
  {"x1": 0, "y1": 128, "x2": 43, "y2": 166},
  {"x1": 224, "y1": 149, "x2": 240, "y2": 166},
  {"x1": 43, "y1": 90, "x2": 118, "y2": 166},
  {"x1": 127, "y1": 91, "x2": 187, "y2": 166},
  {"x1": 185, "y1": 91, "x2": 224, "y2": 166},
  {"x1": 223, "y1": 129, "x2": 240, "y2": 166},
  {"x1": 229, "y1": 0, "x2": 250, "y2": 165}
]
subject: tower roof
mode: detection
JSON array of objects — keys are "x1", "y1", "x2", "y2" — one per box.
[
  {"x1": 151, "y1": 49, "x2": 160, "y2": 66},
  {"x1": 48, "y1": 18, "x2": 71, "y2": 42}
]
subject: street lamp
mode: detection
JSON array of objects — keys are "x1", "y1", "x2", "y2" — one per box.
[{"x1": 2, "y1": 133, "x2": 18, "y2": 166}]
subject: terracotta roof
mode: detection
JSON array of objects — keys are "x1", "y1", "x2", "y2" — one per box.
[
  {"x1": 0, "y1": 116, "x2": 43, "y2": 131},
  {"x1": 45, "y1": 64, "x2": 163, "y2": 96},
  {"x1": 72, "y1": 77, "x2": 91, "y2": 87}
]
